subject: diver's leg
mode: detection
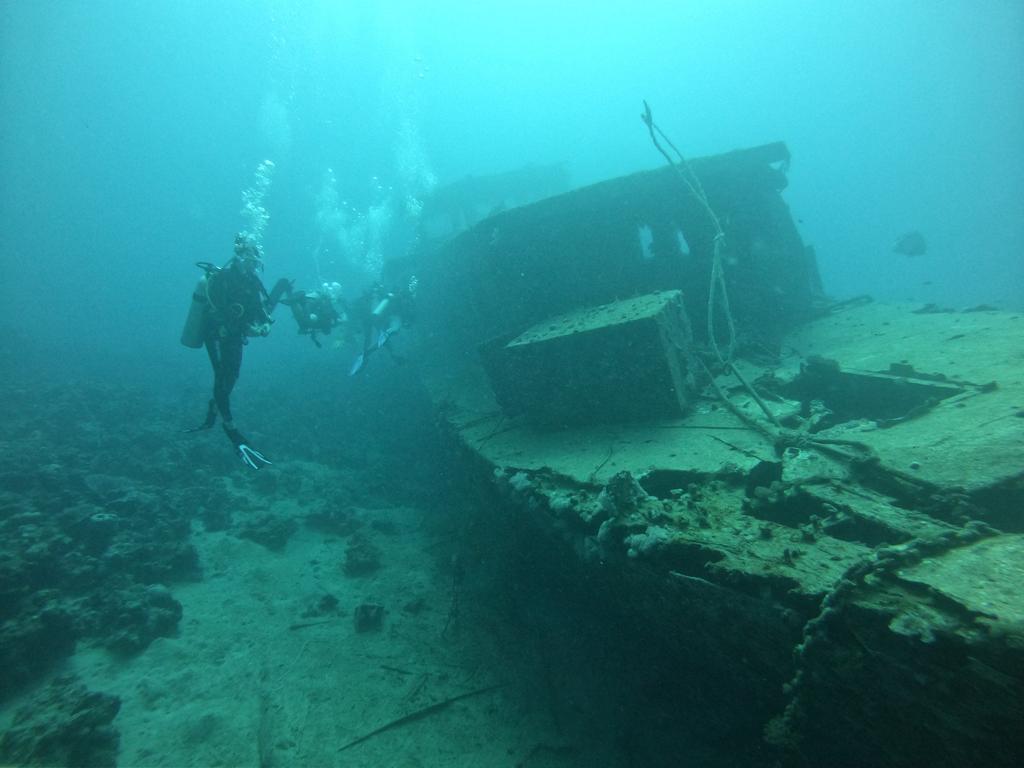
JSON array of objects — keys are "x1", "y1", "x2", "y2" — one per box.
[
  {"x1": 214, "y1": 337, "x2": 243, "y2": 426},
  {"x1": 187, "y1": 341, "x2": 220, "y2": 431},
  {"x1": 215, "y1": 339, "x2": 270, "y2": 468}
]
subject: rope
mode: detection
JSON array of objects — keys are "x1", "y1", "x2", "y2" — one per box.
[{"x1": 641, "y1": 100, "x2": 735, "y2": 363}]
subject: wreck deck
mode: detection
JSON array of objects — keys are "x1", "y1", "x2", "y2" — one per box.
[
  {"x1": 432, "y1": 301, "x2": 1023, "y2": 503},
  {"x1": 421, "y1": 299, "x2": 1024, "y2": 766}
]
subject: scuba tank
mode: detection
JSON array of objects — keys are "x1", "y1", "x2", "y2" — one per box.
[
  {"x1": 180, "y1": 276, "x2": 209, "y2": 348},
  {"x1": 180, "y1": 262, "x2": 218, "y2": 348}
]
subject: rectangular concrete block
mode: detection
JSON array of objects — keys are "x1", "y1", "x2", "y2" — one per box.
[{"x1": 481, "y1": 290, "x2": 695, "y2": 427}]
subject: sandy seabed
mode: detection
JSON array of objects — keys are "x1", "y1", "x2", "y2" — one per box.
[{"x1": 69, "y1": 496, "x2": 552, "y2": 767}]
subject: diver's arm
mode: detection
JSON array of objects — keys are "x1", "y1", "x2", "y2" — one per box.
[
  {"x1": 267, "y1": 277, "x2": 294, "y2": 312},
  {"x1": 245, "y1": 277, "x2": 276, "y2": 336}
]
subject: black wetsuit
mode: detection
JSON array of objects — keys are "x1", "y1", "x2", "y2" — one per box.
[
  {"x1": 201, "y1": 262, "x2": 271, "y2": 425},
  {"x1": 284, "y1": 290, "x2": 342, "y2": 346}
]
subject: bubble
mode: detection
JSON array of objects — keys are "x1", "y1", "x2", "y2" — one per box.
[{"x1": 239, "y1": 158, "x2": 276, "y2": 250}]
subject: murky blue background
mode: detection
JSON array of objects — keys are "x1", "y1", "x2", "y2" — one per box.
[{"x1": 2, "y1": 1, "x2": 1021, "y2": 385}]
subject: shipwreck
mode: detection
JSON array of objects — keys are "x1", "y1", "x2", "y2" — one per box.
[{"x1": 408, "y1": 136, "x2": 1024, "y2": 766}]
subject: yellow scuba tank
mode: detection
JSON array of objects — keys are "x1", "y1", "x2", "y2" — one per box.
[{"x1": 180, "y1": 275, "x2": 210, "y2": 348}]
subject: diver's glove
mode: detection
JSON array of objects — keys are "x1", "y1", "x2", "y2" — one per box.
[
  {"x1": 247, "y1": 321, "x2": 272, "y2": 338},
  {"x1": 223, "y1": 424, "x2": 272, "y2": 470},
  {"x1": 186, "y1": 399, "x2": 218, "y2": 432}
]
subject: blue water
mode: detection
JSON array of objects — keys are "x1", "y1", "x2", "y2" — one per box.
[{"x1": 2, "y1": 0, "x2": 1021, "y2": 393}]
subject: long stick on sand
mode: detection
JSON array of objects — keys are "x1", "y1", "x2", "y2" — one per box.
[{"x1": 337, "y1": 684, "x2": 503, "y2": 752}]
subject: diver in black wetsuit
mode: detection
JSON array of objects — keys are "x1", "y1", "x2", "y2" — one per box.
[
  {"x1": 181, "y1": 234, "x2": 291, "y2": 469},
  {"x1": 279, "y1": 281, "x2": 347, "y2": 347}
]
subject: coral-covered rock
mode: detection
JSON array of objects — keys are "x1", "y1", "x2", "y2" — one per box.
[
  {"x1": 0, "y1": 676, "x2": 120, "y2": 768},
  {"x1": 103, "y1": 537, "x2": 200, "y2": 584},
  {"x1": 237, "y1": 512, "x2": 298, "y2": 552},
  {"x1": 78, "y1": 583, "x2": 183, "y2": 655},
  {"x1": 305, "y1": 504, "x2": 362, "y2": 536},
  {"x1": 343, "y1": 533, "x2": 382, "y2": 576},
  {"x1": 0, "y1": 594, "x2": 77, "y2": 698}
]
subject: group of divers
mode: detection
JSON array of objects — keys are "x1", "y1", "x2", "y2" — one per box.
[{"x1": 181, "y1": 234, "x2": 416, "y2": 469}]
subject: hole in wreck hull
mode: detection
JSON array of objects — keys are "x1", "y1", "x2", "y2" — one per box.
[
  {"x1": 777, "y1": 359, "x2": 963, "y2": 430},
  {"x1": 639, "y1": 469, "x2": 710, "y2": 499},
  {"x1": 744, "y1": 486, "x2": 911, "y2": 547},
  {"x1": 744, "y1": 461, "x2": 783, "y2": 498}
]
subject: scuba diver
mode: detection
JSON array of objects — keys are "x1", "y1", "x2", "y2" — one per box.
[
  {"x1": 180, "y1": 234, "x2": 291, "y2": 469},
  {"x1": 349, "y1": 275, "x2": 417, "y2": 375},
  {"x1": 278, "y1": 281, "x2": 348, "y2": 347}
]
